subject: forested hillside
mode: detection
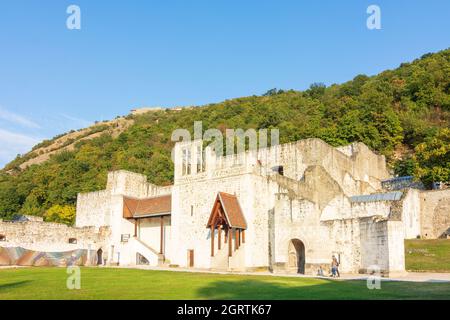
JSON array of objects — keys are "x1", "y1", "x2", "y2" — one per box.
[{"x1": 1, "y1": 49, "x2": 449, "y2": 224}]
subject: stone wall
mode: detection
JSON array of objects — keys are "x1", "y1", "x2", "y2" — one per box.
[
  {"x1": 170, "y1": 171, "x2": 255, "y2": 269},
  {"x1": 401, "y1": 189, "x2": 421, "y2": 239},
  {"x1": 420, "y1": 189, "x2": 450, "y2": 239},
  {"x1": 76, "y1": 190, "x2": 111, "y2": 228},
  {"x1": 67, "y1": 137, "x2": 436, "y2": 276},
  {"x1": 0, "y1": 220, "x2": 109, "y2": 253},
  {"x1": 173, "y1": 138, "x2": 389, "y2": 197}
]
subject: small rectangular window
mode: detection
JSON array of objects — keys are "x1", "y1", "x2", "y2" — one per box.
[
  {"x1": 0, "y1": 235, "x2": 6, "y2": 241},
  {"x1": 196, "y1": 145, "x2": 202, "y2": 173},
  {"x1": 182, "y1": 149, "x2": 187, "y2": 176},
  {"x1": 191, "y1": 205, "x2": 194, "y2": 216},
  {"x1": 186, "y1": 149, "x2": 191, "y2": 175},
  {"x1": 182, "y1": 148, "x2": 191, "y2": 176},
  {"x1": 68, "y1": 238, "x2": 77, "y2": 244}
]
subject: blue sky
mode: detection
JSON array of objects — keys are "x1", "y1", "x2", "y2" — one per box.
[{"x1": 0, "y1": 0, "x2": 449, "y2": 167}]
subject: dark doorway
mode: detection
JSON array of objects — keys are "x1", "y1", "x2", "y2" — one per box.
[
  {"x1": 187, "y1": 249, "x2": 194, "y2": 267},
  {"x1": 288, "y1": 239, "x2": 305, "y2": 274},
  {"x1": 96, "y1": 249, "x2": 103, "y2": 265}
]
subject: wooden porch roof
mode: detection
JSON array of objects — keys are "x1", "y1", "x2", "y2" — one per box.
[
  {"x1": 123, "y1": 194, "x2": 171, "y2": 219},
  {"x1": 207, "y1": 192, "x2": 247, "y2": 229}
]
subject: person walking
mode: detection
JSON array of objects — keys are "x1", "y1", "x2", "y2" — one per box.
[{"x1": 331, "y1": 255, "x2": 340, "y2": 278}]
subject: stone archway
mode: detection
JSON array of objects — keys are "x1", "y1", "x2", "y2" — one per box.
[
  {"x1": 287, "y1": 239, "x2": 305, "y2": 274},
  {"x1": 96, "y1": 249, "x2": 103, "y2": 265}
]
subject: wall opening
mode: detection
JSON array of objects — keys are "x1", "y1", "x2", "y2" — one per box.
[
  {"x1": 96, "y1": 249, "x2": 103, "y2": 265},
  {"x1": 287, "y1": 239, "x2": 305, "y2": 274},
  {"x1": 182, "y1": 148, "x2": 192, "y2": 176},
  {"x1": 272, "y1": 165, "x2": 284, "y2": 176},
  {"x1": 0, "y1": 234, "x2": 6, "y2": 241},
  {"x1": 136, "y1": 253, "x2": 149, "y2": 265},
  {"x1": 68, "y1": 238, "x2": 77, "y2": 244}
]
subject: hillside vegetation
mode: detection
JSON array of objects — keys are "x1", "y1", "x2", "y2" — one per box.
[{"x1": 0, "y1": 49, "x2": 449, "y2": 224}]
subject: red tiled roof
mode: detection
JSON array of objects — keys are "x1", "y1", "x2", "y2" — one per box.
[
  {"x1": 207, "y1": 192, "x2": 247, "y2": 229},
  {"x1": 123, "y1": 195, "x2": 171, "y2": 218}
]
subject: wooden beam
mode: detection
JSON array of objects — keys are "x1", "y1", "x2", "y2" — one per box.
[
  {"x1": 218, "y1": 225, "x2": 222, "y2": 250},
  {"x1": 134, "y1": 219, "x2": 137, "y2": 237},
  {"x1": 242, "y1": 230, "x2": 245, "y2": 244},
  {"x1": 224, "y1": 228, "x2": 228, "y2": 243},
  {"x1": 238, "y1": 229, "x2": 241, "y2": 247},
  {"x1": 228, "y1": 227, "x2": 232, "y2": 257},
  {"x1": 235, "y1": 228, "x2": 239, "y2": 251},
  {"x1": 211, "y1": 225, "x2": 214, "y2": 257},
  {"x1": 160, "y1": 216, "x2": 164, "y2": 254}
]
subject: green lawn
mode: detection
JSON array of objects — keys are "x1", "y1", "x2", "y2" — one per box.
[
  {"x1": 405, "y1": 239, "x2": 450, "y2": 272},
  {"x1": 0, "y1": 267, "x2": 449, "y2": 300}
]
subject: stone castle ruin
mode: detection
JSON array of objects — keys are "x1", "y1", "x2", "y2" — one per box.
[{"x1": 1, "y1": 138, "x2": 449, "y2": 276}]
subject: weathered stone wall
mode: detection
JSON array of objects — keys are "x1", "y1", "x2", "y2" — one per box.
[
  {"x1": 420, "y1": 189, "x2": 450, "y2": 239},
  {"x1": 76, "y1": 190, "x2": 111, "y2": 228},
  {"x1": 0, "y1": 220, "x2": 109, "y2": 253},
  {"x1": 401, "y1": 189, "x2": 421, "y2": 239},
  {"x1": 170, "y1": 171, "x2": 255, "y2": 269},
  {"x1": 174, "y1": 139, "x2": 389, "y2": 197},
  {"x1": 68, "y1": 138, "x2": 424, "y2": 275}
]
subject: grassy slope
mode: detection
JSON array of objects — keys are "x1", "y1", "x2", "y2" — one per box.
[
  {"x1": 0, "y1": 268, "x2": 449, "y2": 300},
  {"x1": 405, "y1": 239, "x2": 450, "y2": 272}
]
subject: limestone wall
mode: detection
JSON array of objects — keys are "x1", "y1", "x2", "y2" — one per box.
[
  {"x1": 401, "y1": 189, "x2": 421, "y2": 239},
  {"x1": 169, "y1": 171, "x2": 260, "y2": 269},
  {"x1": 420, "y1": 189, "x2": 450, "y2": 239},
  {"x1": 76, "y1": 190, "x2": 111, "y2": 228},
  {"x1": 106, "y1": 170, "x2": 173, "y2": 198},
  {"x1": 173, "y1": 138, "x2": 390, "y2": 197},
  {"x1": 0, "y1": 220, "x2": 109, "y2": 253},
  {"x1": 106, "y1": 170, "x2": 150, "y2": 198},
  {"x1": 358, "y1": 218, "x2": 389, "y2": 273}
]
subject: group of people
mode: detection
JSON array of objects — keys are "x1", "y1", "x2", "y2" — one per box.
[{"x1": 317, "y1": 255, "x2": 340, "y2": 278}]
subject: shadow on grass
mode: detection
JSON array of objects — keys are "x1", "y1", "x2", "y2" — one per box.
[
  {"x1": 195, "y1": 278, "x2": 450, "y2": 300},
  {"x1": 0, "y1": 280, "x2": 32, "y2": 292}
]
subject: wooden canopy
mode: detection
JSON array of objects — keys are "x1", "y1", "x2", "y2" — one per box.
[
  {"x1": 207, "y1": 192, "x2": 247, "y2": 258},
  {"x1": 206, "y1": 192, "x2": 247, "y2": 230}
]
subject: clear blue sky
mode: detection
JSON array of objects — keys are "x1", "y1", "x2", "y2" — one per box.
[{"x1": 0, "y1": 0, "x2": 449, "y2": 167}]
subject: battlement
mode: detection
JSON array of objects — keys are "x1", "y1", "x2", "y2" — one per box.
[{"x1": 173, "y1": 138, "x2": 390, "y2": 194}]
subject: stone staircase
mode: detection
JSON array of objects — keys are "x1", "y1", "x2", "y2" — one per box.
[{"x1": 132, "y1": 236, "x2": 168, "y2": 267}]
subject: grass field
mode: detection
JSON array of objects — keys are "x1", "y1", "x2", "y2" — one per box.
[
  {"x1": 405, "y1": 239, "x2": 450, "y2": 272},
  {"x1": 0, "y1": 267, "x2": 449, "y2": 300}
]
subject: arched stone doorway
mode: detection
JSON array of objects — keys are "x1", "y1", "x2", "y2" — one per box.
[
  {"x1": 96, "y1": 249, "x2": 103, "y2": 265},
  {"x1": 287, "y1": 239, "x2": 305, "y2": 274}
]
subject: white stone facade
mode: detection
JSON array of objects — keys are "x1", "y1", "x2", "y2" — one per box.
[{"x1": 2, "y1": 138, "x2": 449, "y2": 276}]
